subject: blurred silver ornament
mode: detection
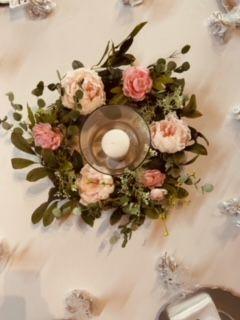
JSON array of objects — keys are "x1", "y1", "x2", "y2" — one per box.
[
  {"x1": 122, "y1": 0, "x2": 144, "y2": 7},
  {"x1": 218, "y1": 0, "x2": 240, "y2": 12},
  {"x1": 65, "y1": 290, "x2": 97, "y2": 320},
  {"x1": 208, "y1": 3, "x2": 240, "y2": 43},
  {"x1": 231, "y1": 105, "x2": 240, "y2": 120},
  {"x1": 9, "y1": 0, "x2": 28, "y2": 8},
  {"x1": 218, "y1": 198, "x2": 240, "y2": 226},
  {"x1": 156, "y1": 253, "x2": 193, "y2": 296},
  {"x1": 26, "y1": 0, "x2": 55, "y2": 19}
]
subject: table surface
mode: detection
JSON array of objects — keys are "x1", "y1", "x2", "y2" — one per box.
[{"x1": 1, "y1": 1, "x2": 240, "y2": 319}]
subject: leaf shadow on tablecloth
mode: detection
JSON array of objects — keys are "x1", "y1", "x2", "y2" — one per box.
[{"x1": 0, "y1": 269, "x2": 52, "y2": 320}]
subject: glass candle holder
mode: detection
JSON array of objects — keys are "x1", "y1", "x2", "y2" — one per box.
[{"x1": 80, "y1": 105, "x2": 150, "y2": 175}]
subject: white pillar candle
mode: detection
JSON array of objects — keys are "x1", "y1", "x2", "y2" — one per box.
[{"x1": 101, "y1": 129, "x2": 130, "y2": 159}]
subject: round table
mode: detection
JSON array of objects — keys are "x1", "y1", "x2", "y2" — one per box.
[{"x1": 0, "y1": 1, "x2": 240, "y2": 319}]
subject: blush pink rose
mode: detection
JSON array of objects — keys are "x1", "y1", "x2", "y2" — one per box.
[
  {"x1": 77, "y1": 164, "x2": 114, "y2": 206},
  {"x1": 141, "y1": 169, "x2": 166, "y2": 189},
  {"x1": 150, "y1": 113, "x2": 191, "y2": 154},
  {"x1": 150, "y1": 188, "x2": 168, "y2": 202},
  {"x1": 123, "y1": 66, "x2": 153, "y2": 101},
  {"x1": 33, "y1": 123, "x2": 63, "y2": 150},
  {"x1": 62, "y1": 68, "x2": 106, "y2": 115}
]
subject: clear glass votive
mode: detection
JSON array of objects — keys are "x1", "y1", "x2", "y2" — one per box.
[{"x1": 80, "y1": 105, "x2": 150, "y2": 176}]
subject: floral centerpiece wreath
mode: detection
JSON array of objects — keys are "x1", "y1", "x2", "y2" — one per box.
[{"x1": 1, "y1": 23, "x2": 210, "y2": 247}]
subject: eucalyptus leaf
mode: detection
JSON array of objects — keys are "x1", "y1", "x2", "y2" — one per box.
[
  {"x1": 6, "y1": 92, "x2": 14, "y2": 102},
  {"x1": 13, "y1": 112, "x2": 22, "y2": 121},
  {"x1": 37, "y1": 98, "x2": 46, "y2": 108},
  {"x1": 181, "y1": 45, "x2": 191, "y2": 54},
  {"x1": 32, "y1": 81, "x2": 44, "y2": 97},
  {"x1": 48, "y1": 83, "x2": 57, "y2": 91},
  {"x1": 2, "y1": 122, "x2": 13, "y2": 130},
  {"x1": 175, "y1": 62, "x2": 190, "y2": 73},
  {"x1": 201, "y1": 183, "x2": 214, "y2": 193}
]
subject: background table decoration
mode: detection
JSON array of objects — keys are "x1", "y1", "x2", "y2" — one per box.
[{"x1": 1, "y1": 1, "x2": 240, "y2": 319}]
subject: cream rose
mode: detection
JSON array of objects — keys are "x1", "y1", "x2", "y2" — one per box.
[
  {"x1": 77, "y1": 164, "x2": 114, "y2": 206},
  {"x1": 150, "y1": 188, "x2": 168, "y2": 202},
  {"x1": 62, "y1": 68, "x2": 106, "y2": 115},
  {"x1": 150, "y1": 113, "x2": 191, "y2": 153}
]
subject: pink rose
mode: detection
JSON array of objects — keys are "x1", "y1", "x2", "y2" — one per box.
[
  {"x1": 33, "y1": 123, "x2": 63, "y2": 150},
  {"x1": 123, "y1": 67, "x2": 152, "y2": 101},
  {"x1": 141, "y1": 169, "x2": 166, "y2": 189},
  {"x1": 77, "y1": 164, "x2": 114, "y2": 206},
  {"x1": 150, "y1": 188, "x2": 168, "y2": 202},
  {"x1": 62, "y1": 68, "x2": 106, "y2": 115},
  {"x1": 150, "y1": 113, "x2": 191, "y2": 154}
]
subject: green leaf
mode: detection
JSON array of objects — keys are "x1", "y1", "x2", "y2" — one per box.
[
  {"x1": 11, "y1": 158, "x2": 35, "y2": 169},
  {"x1": 96, "y1": 40, "x2": 111, "y2": 66},
  {"x1": 74, "y1": 89, "x2": 83, "y2": 102},
  {"x1": 6, "y1": 92, "x2": 14, "y2": 102},
  {"x1": 11, "y1": 130, "x2": 35, "y2": 155},
  {"x1": 62, "y1": 110, "x2": 81, "y2": 123},
  {"x1": 31, "y1": 201, "x2": 49, "y2": 224},
  {"x1": 110, "y1": 208, "x2": 123, "y2": 225},
  {"x1": 109, "y1": 93, "x2": 128, "y2": 105},
  {"x1": 60, "y1": 200, "x2": 75, "y2": 217},
  {"x1": 37, "y1": 98, "x2": 46, "y2": 108},
  {"x1": 72, "y1": 150, "x2": 83, "y2": 172},
  {"x1": 145, "y1": 208, "x2": 160, "y2": 219},
  {"x1": 67, "y1": 125, "x2": 79, "y2": 137},
  {"x1": 181, "y1": 45, "x2": 191, "y2": 54},
  {"x1": 111, "y1": 86, "x2": 122, "y2": 94},
  {"x1": 182, "y1": 155, "x2": 199, "y2": 166},
  {"x1": 129, "y1": 21, "x2": 147, "y2": 38},
  {"x1": 185, "y1": 143, "x2": 208, "y2": 155},
  {"x1": 26, "y1": 167, "x2": 49, "y2": 182},
  {"x1": 119, "y1": 37, "x2": 134, "y2": 54},
  {"x1": 168, "y1": 167, "x2": 181, "y2": 178},
  {"x1": 43, "y1": 202, "x2": 57, "y2": 227},
  {"x1": 32, "y1": 81, "x2": 44, "y2": 97},
  {"x1": 72, "y1": 207, "x2": 82, "y2": 216},
  {"x1": 42, "y1": 150, "x2": 58, "y2": 168},
  {"x1": 81, "y1": 212, "x2": 95, "y2": 227},
  {"x1": 72, "y1": 60, "x2": 84, "y2": 70},
  {"x1": 27, "y1": 105, "x2": 35, "y2": 127},
  {"x1": 13, "y1": 112, "x2": 22, "y2": 121},
  {"x1": 182, "y1": 95, "x2": 202, "y2": 118},
  {"x1": 176, "y1": 187, "x2": 189, "y2": 199}
]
